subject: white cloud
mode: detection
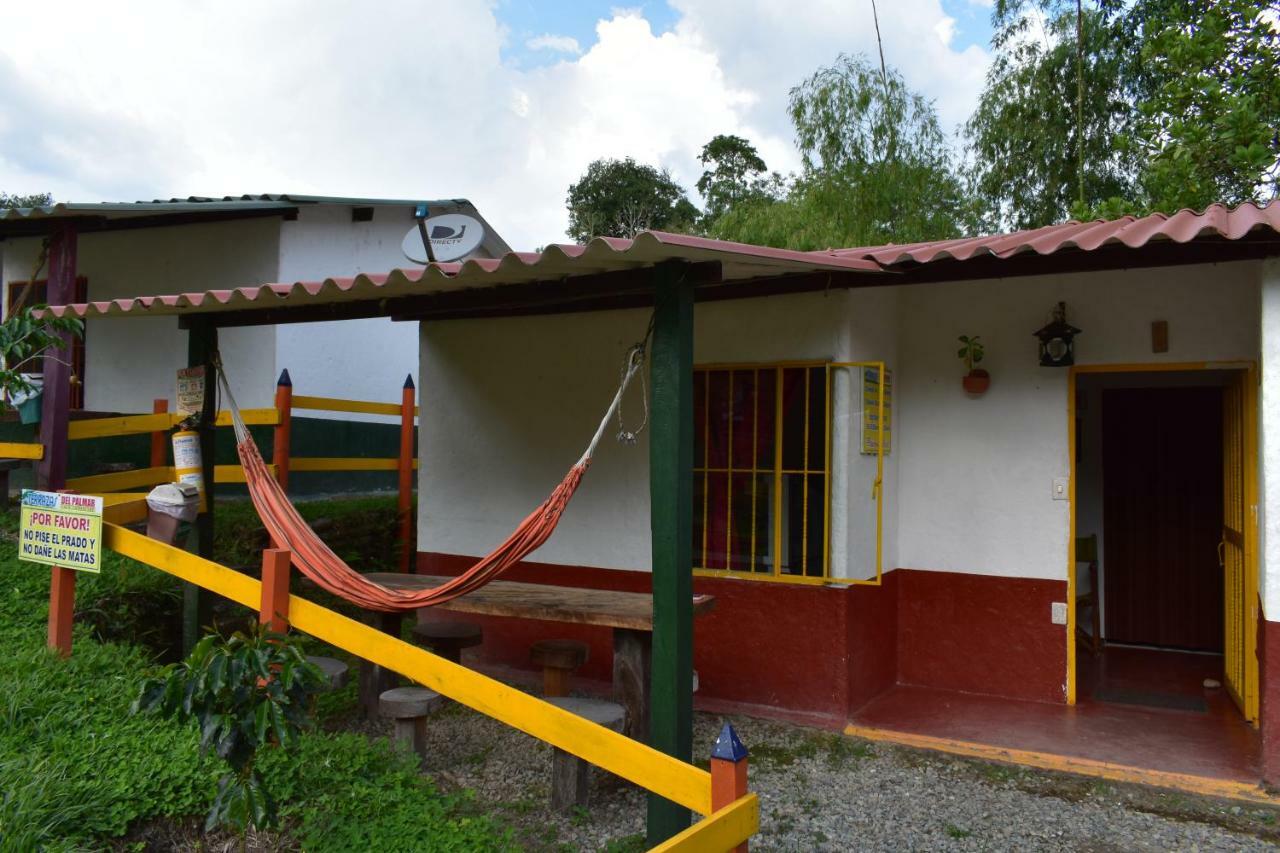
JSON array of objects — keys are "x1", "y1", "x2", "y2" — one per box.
[
  {"x1": 0, "y1": 0, "x2": 989, "y2": 251},
  {"x1": 525, "y1": 34, "x2": 582, "y2": 54}
]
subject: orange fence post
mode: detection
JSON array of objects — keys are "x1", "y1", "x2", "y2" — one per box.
[
  {"x1": 259, "y1": 548, "x2": 292, "y2": 633},
  {"x1": 48, "y1": 566, "x2": 76, "y2": 657},
  {"x1": 710, "y1": 723, "x2": 750, "y2": 853},
  {"x1": 397, "y1": 375, "x2": 415, "y2": 573},
  {"x1": 150, "y1": 399, "x2": 169, "y2": 468},
  {"x1": 273, "y1": 370, "x2": 293, "y2": 492}
]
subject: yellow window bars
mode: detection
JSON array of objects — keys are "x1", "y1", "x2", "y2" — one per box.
[{"x1": 691, "y1": 360, "x2": 887, "y2": 586}]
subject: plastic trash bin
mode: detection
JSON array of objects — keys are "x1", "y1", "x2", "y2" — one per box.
[{"x1": 145, "y1": 482, "x2": 201, "y2": 544}]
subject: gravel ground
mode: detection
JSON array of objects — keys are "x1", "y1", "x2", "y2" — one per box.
[{"x1": 346, "y1": 683, "x2": 1280, "y2": 852}]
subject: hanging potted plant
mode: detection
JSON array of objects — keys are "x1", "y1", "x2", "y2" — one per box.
[{"x1": 958, "y1": 335, "x2": 990, "y2": 394}]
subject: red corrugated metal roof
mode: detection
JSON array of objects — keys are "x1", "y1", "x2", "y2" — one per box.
[
  {"x1": 42, "y1": 202, "x2": 1280, "y2": 322},
  {"x1": 44, "y1": 230, "x2": 884, "y2": 320},
  {"x1": 820, "y1": 202, "x2": 1280, "y2": 266}
]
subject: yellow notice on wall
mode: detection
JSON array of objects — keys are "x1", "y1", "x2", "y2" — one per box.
[
  {"x1": 861, "y1": 367, "x2": 893, "y2": 455},
  {"x1": 19, "y1": 490, "x2": 104, "y2": 573}
]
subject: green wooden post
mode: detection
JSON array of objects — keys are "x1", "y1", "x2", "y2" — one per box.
[
  {"x1": 647, "y1": 261, "x2": 694, "y2": 844},
  {"x1": 183, "y1": 319, "x2": 218, "y2": 655}
]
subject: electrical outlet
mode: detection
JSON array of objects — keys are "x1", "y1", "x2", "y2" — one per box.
[
  {"x1": 1052, "y1": 477, "x2": 1069, "y2": 500},
  {"x1": 1051, "y1": 602, "x2": 1067, "y2": 624}
]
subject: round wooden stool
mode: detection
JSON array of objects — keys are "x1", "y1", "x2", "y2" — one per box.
[
  {"x1": 545, "y1": 697, "x2": 626, "y2": 811},
  {"x1": 379, "y1": 686, "x2": 444, "y2": 763},
  {"x1": 530, "y1": 639, "x2": 590, "y2": 697},
  {"x1": 305, "y1": 655, "x2": 350, "y2": 691},
  {"x1": 411, "y1": 620, "x2": 483, "y2": 664}
]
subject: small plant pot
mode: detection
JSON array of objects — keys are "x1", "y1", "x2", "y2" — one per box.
[{"x1": 962, "y1": 369, "x2": 990, "y2": 395}]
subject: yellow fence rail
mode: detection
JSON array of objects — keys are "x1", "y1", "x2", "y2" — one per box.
[
  {"x1": 0, "y1": 441, "x2": 43, "y2": 460},
  {"x1": 650, "y1": 795, "x2": 759, "y2": 852},
  {"x1": 292, "y1": 395, "x2": 419, "y2": 418},
  {"x1": 102, "y1": 524, "x2": 721, "y2": 819},
  {"x1": 68, "y1": 409, "x2": 280, "y2": 440}
]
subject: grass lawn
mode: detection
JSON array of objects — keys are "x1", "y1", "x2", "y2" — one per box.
[{"x1": 0, "y1": 497, "x2": 515, "y2": 851}]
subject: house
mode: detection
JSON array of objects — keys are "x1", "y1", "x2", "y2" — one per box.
[
  {"x1": 46, "y1": 202, "x2": 1280, "y2": 791},
  {"x1": 0, "y1": 194, "x2": 509, "y2": 485},
  {"x1": 0, "y1": 194, "x2": 510, "y2": 411}
]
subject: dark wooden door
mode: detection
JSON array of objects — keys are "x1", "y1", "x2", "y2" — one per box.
[{"x1": 1102, "y1": 387, "x2": 1223, "y2": 651}]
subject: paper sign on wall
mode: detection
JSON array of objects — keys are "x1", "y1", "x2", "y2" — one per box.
[
  {"x1": 176, "y1": 366, "x2": 205, "y2": 416},
  {"x1": 19, "y1": 490, "x2": 104, "y2": 574},
  {"x1": 861, "y1": 367, "x2": 893, "y2": 455}
]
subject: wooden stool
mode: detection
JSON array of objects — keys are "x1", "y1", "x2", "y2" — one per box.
[
  {"x1": 306, "y1": 655, "x2": 350, "y2": 691},
  {"x1": 411, "y1": 620, "x2": 483, "y2": 664},
  {"x1": 531, "y1": 639, "x2": 589, "y2": 697},
  {"x1": 379, "y1": 686, "x2": 444, "y2": 763},
  {"x1": 545, "y1": 697, "x2": 626, "y2": 811}
]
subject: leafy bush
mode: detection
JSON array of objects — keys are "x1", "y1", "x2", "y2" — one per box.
[
  {"x1": 0, "y1": 506, "x2": 515, "y2": 849},
  {"x1": 134, "y1": 627, "x2": 326, "y2": 835}
]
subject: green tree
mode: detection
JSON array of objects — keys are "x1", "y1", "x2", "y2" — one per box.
[
  {"x1": 714, "y1": 54, "x2": 971, "y2": 250},
  {"x1": 0, "y1": 192, "x2": 52, "y2": 209},
  {"x1": 565, "y1": 157, "x2": 699, "y2": 243},
  {"x1": 696, "y1": 134, "x2": 769, "y2": 223},
  {"x1": 964, "y1": 4, "x2": 1137, "y2": 230},
  {"x1": 1128, "y1": 0, "x2": 1280, "y2": 211},
  {"x1": 967, "y1": 0, "x2": 1280, "y2": 228}
]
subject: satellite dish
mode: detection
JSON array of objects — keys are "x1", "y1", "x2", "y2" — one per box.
[{"x1": 402, "y1": 213, "x2": 485, "y2": 263}]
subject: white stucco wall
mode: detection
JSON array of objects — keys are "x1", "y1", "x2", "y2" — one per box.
[
  {"x1": 895, "y1": 261, "x2": 1260, "y2": 582},
  {"x1": 418, "y1": 289, "x2": 898, "y2": 577},
  {"x1": 1, "y1": 219, "x2": 280, "y2": 412},
  {"x1": 1259, "y1": 258, "x2": 1280, "y2": 620},
  {"x1": 274, "y1": 205, "x2": 424, "y2": 416},
  {"x1": 419, "y1": 260, "x2": 1261, "y2": 585}
]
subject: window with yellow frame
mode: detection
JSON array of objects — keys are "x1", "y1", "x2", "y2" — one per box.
[{"x1": 692, "y1": 360, "x2": 887, "y2": 584}]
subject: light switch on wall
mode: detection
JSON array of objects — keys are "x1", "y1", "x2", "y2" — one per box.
[
  {"x1": 1051, "y1": 602, "x2": 1067, "y2": 624},
  {"x1": 1052, "y1": 477, "x2": 1069, "y2": 500}
]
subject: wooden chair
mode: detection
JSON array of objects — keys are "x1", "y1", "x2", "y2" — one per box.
[
  {"x1": 531, "y1": 639, "x2": 590, "y2": 697},
  {"x1": 1076, "y1": 534, "x2": 1103, "y2": 656}
]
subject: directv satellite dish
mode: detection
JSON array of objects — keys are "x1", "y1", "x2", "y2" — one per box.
[{"x1": 402, "y1": 213, "x2": 485, "y2": 263}]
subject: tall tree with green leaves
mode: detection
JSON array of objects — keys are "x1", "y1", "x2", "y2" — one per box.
[
  {"x1": 967, "y1": 0, "x2": 1280, "y2": 229},
  {"x1": 695, "y1": 134, "x2": 769, "y2": 224},
  {"x1": 1127, "y1": 0, "x2": 1280, "y2": 211},
  {"x1": 565, "y1": 157, "x2": 699, "y2": 243},
  {"x1": 713, "y1": 53, "x2": 971, "y2": 250},
  {"x1": 965, "y1": 2, "x2": 1137, "y2": 230},
  {"x1": 0, "y1": 192, "x2": 52, "y2": 209}
]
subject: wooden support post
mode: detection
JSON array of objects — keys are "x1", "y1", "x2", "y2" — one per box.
[
  {"x1": 183, "y1": 319, "x2": 217, "y2": 655},
  {"x1": 150, "y1": 399, "x2": 169, "y2": 468},
  {"x1": 40, "y1": 225, "x2": 77, "y2": 658},
  {"x1": 710, "y1": 723, "x2": 750, "y2": 853},
  {"x1": 646, "y1": 261, "x2": 695, "y2": 845},
  {"x1": 273, "y1": 370, "x2": 292, "y2": 491},
  {"x1": 48, "y1": 566, "x2": 76, "y2": 657},
  {"x1": 359, "y1": 611, "x2": 403, "y2": 718},
  {"x1": 37, "y1": 224, "x2": 76, "y2": 491},
  {"x1": 259, "y1": 548, "x2": 292, "y2": 633},
  {"x1": 397, "y1": 375, "x2": 415, "y2": 572}
]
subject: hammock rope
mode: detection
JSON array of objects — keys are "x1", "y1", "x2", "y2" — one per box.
[{"x1": 215, "y1": 340, "x2": 648, "y2": 612}]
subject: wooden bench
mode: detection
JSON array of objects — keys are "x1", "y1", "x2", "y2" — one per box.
[{"x1": 362, "y1": 573, "x2": 715, "y2": 741}]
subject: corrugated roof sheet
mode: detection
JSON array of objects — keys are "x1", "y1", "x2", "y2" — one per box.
[
  {"x1": 41, "y1": 201, "x2": 1280, "y2": 323},
  {"x1": 821, "y1": 201, "x2": 1280, "y2": 266},
  {"x1": 44, "y1": 230, "x2": 885, "y2": 320},
  {"x1": 1, "y1": 194, "x2": 461, "y2": 223}
]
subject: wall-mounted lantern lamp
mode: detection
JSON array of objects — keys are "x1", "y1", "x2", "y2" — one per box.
[{"x1": 1034, "y1": 302, "x2": 1080, "y2": 367}]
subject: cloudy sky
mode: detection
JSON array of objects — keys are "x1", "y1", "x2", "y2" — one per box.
[{"x1": 1, "y1": 1, "x2": 994, "y2": 250}]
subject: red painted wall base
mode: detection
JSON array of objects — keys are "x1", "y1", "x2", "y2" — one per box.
[
  {"x1": 1259, "y1": 613, "x2": 1280, "y2": 782},
  {"x1": 418, "y1": 553, "x2": 1070, "y2": 722}
]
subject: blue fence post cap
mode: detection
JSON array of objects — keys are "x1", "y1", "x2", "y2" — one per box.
[
  {"x1": 276, "y1": 368, "x2": 292, "y2": 387},
  {"x1": 711, "y1": 722, "x2": 748, "y2": 762}
]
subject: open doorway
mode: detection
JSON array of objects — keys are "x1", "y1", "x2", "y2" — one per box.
[{"x1": 1073, "y1": 367, "x2": 1257, "y2": 722}]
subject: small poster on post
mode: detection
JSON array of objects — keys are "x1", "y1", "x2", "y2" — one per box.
[
  {"x1": 176, "y1": 366, "x2": 205, "y2": 416},
  {"x1": 861, "y1": 367, "x2": 893, "y2": 456},
  {"x1": 18, "y1": 490, "x2": 104, "y2": 574}
]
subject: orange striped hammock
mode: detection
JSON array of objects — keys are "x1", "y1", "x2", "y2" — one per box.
[{"x1": 216, "y1": 349, "x2": 644, "y2": 612}]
